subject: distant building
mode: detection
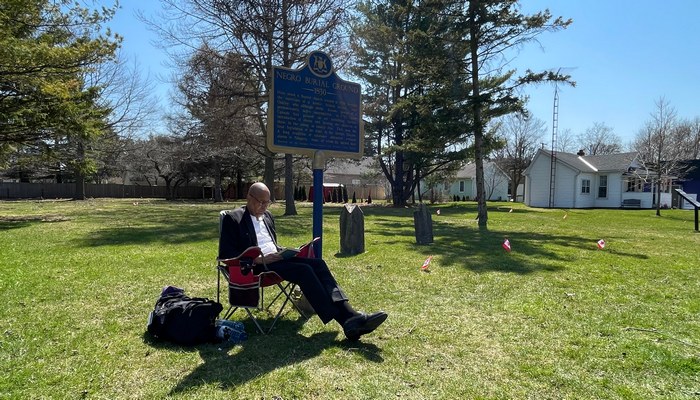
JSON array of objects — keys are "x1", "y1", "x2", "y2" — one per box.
[{"x1": 523, "y1": 149, "x2": 673, "y2": 208}]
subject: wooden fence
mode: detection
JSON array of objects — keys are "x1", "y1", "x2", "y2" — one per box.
[{"x1": 0, "y1": 182, "x2": 213, "y2": 200}]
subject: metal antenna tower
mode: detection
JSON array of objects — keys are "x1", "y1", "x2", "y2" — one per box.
[
  {"x1": 546, "y1": 66, "x2": 576, "y2": 208},
  {"x1": 548, "y1": 83, "x2": 559, "y2": 208}
]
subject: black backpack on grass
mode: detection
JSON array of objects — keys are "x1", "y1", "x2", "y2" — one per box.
[{"x1": 146, "y1": 286, "x2": 223, "y2": 346}]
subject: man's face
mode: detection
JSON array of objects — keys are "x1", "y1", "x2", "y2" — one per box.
[{"x1": 247, "y1": 190, "x2": 271, "y2": 218}]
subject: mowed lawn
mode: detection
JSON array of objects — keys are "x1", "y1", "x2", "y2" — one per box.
[{"x1": 1, "y1": 199, "x2": 698, "y2": 399}]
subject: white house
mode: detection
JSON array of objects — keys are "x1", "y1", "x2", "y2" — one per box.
[
  {"x1": 323, "y1": 157, "x2": 389, "y2": 201},
  {"x1": 443, "y1": 161, "x2": 511, "y2": 201},
  {"x1": 523, "y1": 149, "x2": 673, "y2": 209}
]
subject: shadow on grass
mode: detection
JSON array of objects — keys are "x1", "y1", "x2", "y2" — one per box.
[
  {"x1": 0, "y1": 215, "x2": 70, "y2": 231},
  {"x1": 368, "y1": 213, "x2": 649, "y2": 274},
  {"x1": 76, "y1": 204, "x2": 218, "y2": 246},
  {"x1": 80, "y1": 220, "x2": 216, "y2": 247},
  {"x1": 143, "y1": 318, "x2": 383, "y2": 394}
]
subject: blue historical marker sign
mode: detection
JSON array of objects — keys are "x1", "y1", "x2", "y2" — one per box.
[{"x1": 267, "y1": 51, "x2": 364, "y2": 158}]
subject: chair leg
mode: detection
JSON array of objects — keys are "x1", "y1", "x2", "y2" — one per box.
[
  {"x1": 223, "y1": 282, "x2": 309, "y2": 335},
  {"x1": 265, "y1": 282, "x2": 292, "y2": 311},
  {"x1": 284, "y1": 284, "x2": 310, "y2": 320},
  {"x1": 245, "y1": 308, "x2": 267, "y2": 335},
  {"x1": 222, "y1": 305, "x2": 239, "y2": 321},
  {"x1": 266, "y1": 290, "x2": 293, "y2": 334},
  {"x1": 224, "y1": 306, "x2": 267, "y2": 334}
]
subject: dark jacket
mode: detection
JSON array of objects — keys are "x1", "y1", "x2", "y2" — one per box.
[{"x1": 218, "y1": 206, "x2": 278, "y2": 259}]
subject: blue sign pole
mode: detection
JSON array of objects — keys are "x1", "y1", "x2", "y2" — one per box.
[
  {"x1": 312, "y1": 151, "x2": 326, "y2": 258},
  {"x1": 266, "y1": 51, "x2": 363, "y2": 259}
]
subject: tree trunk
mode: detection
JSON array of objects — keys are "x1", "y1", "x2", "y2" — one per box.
[
  {"x1": 284, "y1": 153, "x2": 297, "y2": 215},
  {"x1": 264, "y1": 153, "x2": 275, "y2": 201},
  {"x1": 656, "y1": 178, "x2": 662, "y2": 216},
  {"x1": 469, "y1": 1, "x2": 488, "y2": 229},
  {"x1": 74, "y1": 140, "x2": 86, "y2": 200},
  {"x1": 236, "y1": 169, "x2": 244, "y2": 199},
  {"x1": 74, "y1": 175, "x2": 86, "y2": 200},
  {"x1": 164, "y1": 177, "x2": 173, "y2": 200},
  {"x1": 213, "y1": 164, "x2": 223, "y2": 202}
]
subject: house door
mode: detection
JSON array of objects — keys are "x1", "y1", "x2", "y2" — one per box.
[{"x1": 671, "y1": 184, "x2": 682, "y2": 208}]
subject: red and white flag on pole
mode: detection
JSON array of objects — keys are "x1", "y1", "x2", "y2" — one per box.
[
  {"x1": 502, "y1": 239, "x2": 511, "y2": 252},
  {"x1": 421, "y1": 256, "x2": 433, "y2": 271},
  {"x1": 597, "y1": 239, "x2": 606, "y2": 249}
]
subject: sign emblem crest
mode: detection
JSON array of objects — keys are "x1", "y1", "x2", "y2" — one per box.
[{"x1": 309, "y1": 51, "x2": 332, "y2": 78}]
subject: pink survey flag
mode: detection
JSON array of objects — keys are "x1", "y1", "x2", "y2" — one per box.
[
  {"x1": 563, "y1": 213, "x2": 568, "y2": 219},
  {"x1": 421, "y1": 256, "x2": 433, "y2": 271},
  {"x1": 502, "y1": 239, "x2": 511, "y2": 252},
  {"x1": 597, "y1": 239, "x2": 606, "y2": 249}
]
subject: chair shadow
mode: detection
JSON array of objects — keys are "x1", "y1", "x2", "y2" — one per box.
[{"x1": 143, "y1": 318, "x2": 384, "y2": 395}]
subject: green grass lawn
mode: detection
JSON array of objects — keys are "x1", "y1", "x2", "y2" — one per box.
[{"x1": 1, "y1": 199, "x2": 698, "y2": 399}]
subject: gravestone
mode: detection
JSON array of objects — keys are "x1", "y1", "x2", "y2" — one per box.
[
  {"x1": 340, "y1": 204, "x2": 365, "y2": 255},
  {"x1": 413, "y1": 203, "x2": 434, "y2": 244}
]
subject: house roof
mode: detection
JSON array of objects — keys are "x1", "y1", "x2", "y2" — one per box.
[
  {"x1": 324, "y1": 157, "x2": 375, "y2": 176},
  {"x1": 677, "y1": 159, "x2": 700, "y2": 181},
  {"x1": 537, "y1": 150, "x2": 639, "y2": 173},
  {"x1": 455, "y1": 161, "x2": 509, "y2": 179},
  {"x1": 455, "y1": 163, "x2": 478, "y2": 178},
  {"x1": 583, "y1": 152, "x2": 639, "y2": 171}
]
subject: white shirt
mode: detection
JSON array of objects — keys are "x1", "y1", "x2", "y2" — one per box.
[{"x1": 250, "y1": 215, "x2": 277, "y2": 255}]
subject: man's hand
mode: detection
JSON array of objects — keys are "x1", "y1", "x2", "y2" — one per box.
[{"x1": 255, "y1": 253, "x2": 282, "y2": 264}]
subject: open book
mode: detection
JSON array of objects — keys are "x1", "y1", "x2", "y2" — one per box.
[
  {"x1": 275, "y1": 247, "x2": 301, "y2": 259},
  {"x1": 274, "y1": 237, "x2": 321, "y2": 260}
]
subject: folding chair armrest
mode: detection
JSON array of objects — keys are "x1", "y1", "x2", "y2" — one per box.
[
  {"x1": 219, "y1": 246, "x2": 266, "y2": 274},
  {"x1": 219, "y1": 246, "x2": 263, "y2": 263},
  {"x1": 297, "y1": 237, "x2": 321, "y2": 258}
]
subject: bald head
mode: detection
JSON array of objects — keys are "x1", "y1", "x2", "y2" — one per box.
[
  {"x1": 248, "y1": 182, "x2": 270, "y2": 198},
  {"x1": 246, "y1": 182, "x2": 272, "y2": 217}
]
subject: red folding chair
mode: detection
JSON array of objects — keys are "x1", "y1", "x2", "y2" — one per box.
[{"x1": 216, "y1": 211, "x2": 317, "y2": 334}]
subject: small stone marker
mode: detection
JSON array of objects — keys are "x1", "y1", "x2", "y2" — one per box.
[
  {"x1": 340, "y1": 204, "x2": 365, "y2": 255},
  {"x1": 413, "y1": 203, "x2": 434, "y2": 244}
]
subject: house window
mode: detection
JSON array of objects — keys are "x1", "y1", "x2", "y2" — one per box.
[
  {"x1": 598, "y1": 175, "x2": 608, "y2": 198},
  {"x1": 626, "y1": 178, "x2": 643, "y2": 192},
  {"x1": 581, "y1": 179, "x2": 590, "y2": 194},
  {"x1": 459, "y1": 181, "x2": 465, "y2": 192}
]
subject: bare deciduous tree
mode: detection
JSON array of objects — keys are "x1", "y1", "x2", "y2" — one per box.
[
  {"x1": 493, "y1": 112, "x2": 546, "y2": 201},
  {"x1": 556, "y1": 128, "x2": 577, "y2": 153},
  {"x1": 576, "y1": 122, "x2": 622, "y2": 155},
  {"x1": 674, "y1": 117, "x2": 700, "y2": 160},
  {"x1": 633, "y1": 98, "x2": 684, "y2": 216},
  {"x1": 145, "y1": 0, "x2": 350, "y2": 214}
]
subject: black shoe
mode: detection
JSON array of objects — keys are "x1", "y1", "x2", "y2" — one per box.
[{"x1": 343, "y1": 311, "x2": 388, "y2": 341}]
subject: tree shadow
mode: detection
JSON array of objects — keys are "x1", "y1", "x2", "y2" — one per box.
[
  {"x1": 0, "y1": 215, "x2": 70, "y2": 231},
  {"x1": 75, "y1": 205, "x2": 216, "y2": 247},
  {"x1": 143, "y1": 318, "x2": 383, "y2": 395},
  {"x1": 368, "y1": 214, "x2": 648, "y2": 274},
  {"x1": 79, "y1": 221, "x2": 215, "y2": 247}
]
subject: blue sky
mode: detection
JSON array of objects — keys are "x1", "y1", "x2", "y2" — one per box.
[{"x1": 107, "y1": 0, "x2": 699, "y2": 146}]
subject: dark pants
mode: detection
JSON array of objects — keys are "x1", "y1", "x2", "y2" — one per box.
[{"x1": 265, "y1": 257, "x2": 347, "y2": 324}]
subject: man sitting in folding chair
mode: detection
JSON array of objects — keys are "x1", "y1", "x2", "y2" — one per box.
[{"x1": 219, "y1": 182, "x2": 387, "y2": 341}]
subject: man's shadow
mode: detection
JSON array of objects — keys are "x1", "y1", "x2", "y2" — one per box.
[{"x1": 144, "y1": 318, "x2": 384, "y2": 394}]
